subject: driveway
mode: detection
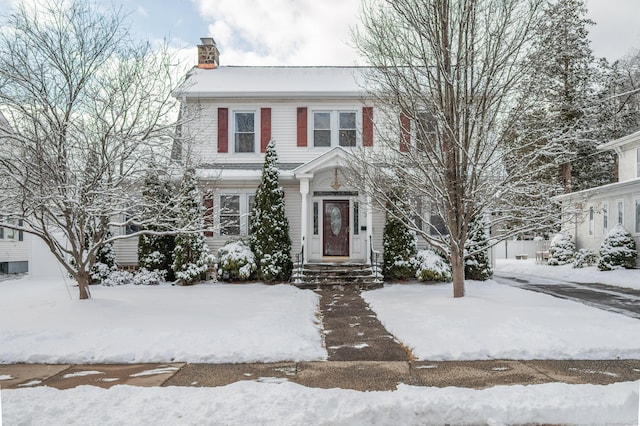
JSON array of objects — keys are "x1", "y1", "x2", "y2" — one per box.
[{"x1": 493, "y1": 272, "x2": 640, "y2": 319}]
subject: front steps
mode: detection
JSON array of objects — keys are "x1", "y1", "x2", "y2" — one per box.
[{"x1": 292, "y1": 262, "x2": 383, "y2": 290}]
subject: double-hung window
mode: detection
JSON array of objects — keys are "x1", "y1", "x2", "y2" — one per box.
[
  {"x1": 602, "y1": 202, "x2": 608, "y2": 233},
  {"x1": 220, "y1": 195, "x2": 241, "y2": 235},
  {"x1": 338, "y1": 112, "x2": 357, "y2": 147},
  {"x1": 588, "y1": 207, "x2": 594, "y2": 236},
  {"x1": 617, "y1": 200, "x2": 624, "y2": 226},
  {"x1": 234, "y1": 112, "x2": 255, "y2": 153},
  {"x1": 635, "y1": 199, "x2": 640, "y2": 234},
  {"x1": 219, "y1": 194, "x2": 256, "y2": 236},
  {"x1": 313, "y1": 112, "x2": 331, "y2": 147},
  {"x1": 637, "y1": 148, "x2": 640, "y2": 178}
]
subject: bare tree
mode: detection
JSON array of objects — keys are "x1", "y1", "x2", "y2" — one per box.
[
  {"x1": 0, "y1": 1, "x2": 188, "y2": 299},
  {"x1": 352, "y1": 0, "x2": 565, "y2": 297}
]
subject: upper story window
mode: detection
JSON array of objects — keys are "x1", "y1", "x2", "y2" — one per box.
[
  {"x1": 339, "y1": 112, "x2": 357, "y2": 147},
  {"x1": 313, "y1": 112, "x2": 331, "y2": 147},
  {"x1": 312, "y1": 110, "x2": 359, "y2": 148},
  {"x1": 234, "y1": 112, "x2": 255, "y2": 153},
  {"x1": 1, "y1": 218, "x2": 24, "y2": 241}
]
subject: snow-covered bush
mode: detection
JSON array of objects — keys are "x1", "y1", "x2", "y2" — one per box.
[
  {"x1": 598, "y1": 225, "x2": 638, "y2": 271},
  {"x1": 547, "y1": 232, "x2": 576, "y2": 265},
  {"x1": 101, "y1": 270, "x2": 134, "y2": 286},
  {"x1": 249, "y1": 141, "x2": 293, "y2": 282},
  {"x1": 464, "y1": 215, "x2": 492, "y2": 281},
  {"x1": 172, "y1": 168, "x2": 215, "y2": 285},
  {"x1": 413, "y1": 249, "x2": 452, "y2": 282},
  {"x1": 132, "y1": 268, "x2": 166, "y2": 285},
  {"x1": 382, "y1": 197, "x2": 417, "y2": 280},
  {"x1": 217, "y1": 240, "x2": 257, "y2": 281},
  {"x1": 90, "y1": 261, "x2": 116, "y2": 284},
  {"x1": 573, "y1": 249, "x2": 597, "y2": 269}
]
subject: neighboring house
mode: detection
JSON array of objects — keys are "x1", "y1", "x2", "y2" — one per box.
[
  {"x1": 0, "y1": 111, "x2": 29, "y2": 274},
  {"x1": 555, "y1": 130, "x2": 640, "y2": 263}
]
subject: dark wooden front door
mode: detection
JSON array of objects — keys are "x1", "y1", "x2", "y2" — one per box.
[{"x1": 323, "y1": 200, "x2": 349, "y2": 256}]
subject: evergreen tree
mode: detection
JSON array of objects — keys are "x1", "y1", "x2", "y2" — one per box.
[
  {"x1": 598, "y1": 224, "x2": 638, "y2": 270},
  {"x1": 547, "y1": 232, "x2": 576, "y2": 265},
  {"x1": 464, "y1": 215, "x2": 492, "y2": 281},
  {"x1": 382, "y1": 196, "x2": 417, "y2": 280},
  {"x1": 249, "y1": 141, "x2": 292, "y2": 282},
  {"x1": 138, "y1": 167, "x2": 176, "y2": 281},
  {"x1": 172, "y1": 168, "x2": 213, "y2": 285}
]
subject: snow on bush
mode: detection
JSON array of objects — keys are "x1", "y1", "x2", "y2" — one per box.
[
  {"x1": 132, "y1": 268, "x2": 166, "y2": 285},
  {"x1": 573, "y1": 248, "x2": 597, "y2": 269},
  {"x1": 101, "y1": 270, "x2": 134, "y2": 286},
  {"x1": 547, "y1": 232, "x2": 576, "y2": 265},
  {"x1": 598, "y1": 224, "x2": 638, "y2": 271},
  {"x1": 464, "y1": 215, "x2": 492, "y2": 280},
  {"x1": 413, "y1": 249, "x2": 452, "y2": 282},
  {"x1": 217, "y1": 240, "x2": 257, "y2": 281}
]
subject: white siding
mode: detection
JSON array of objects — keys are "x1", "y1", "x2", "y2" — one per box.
[
  {"x1": 114, "y1": 238, "x2": 138, "y2": 266},
  {"x1": 617, "y1": 141, "x2": 640, "y2": 182},
  {"x1": 0, "y1": 239, "x2": 28, "y2": 262}
]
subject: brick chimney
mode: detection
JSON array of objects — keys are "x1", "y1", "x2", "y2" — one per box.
[{"x1": 197, "y1": 37, "x2": 219, "y2": 69}]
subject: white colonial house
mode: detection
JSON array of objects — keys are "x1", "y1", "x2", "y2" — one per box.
[
  {"x1": 555, "y1": 130, "x2": 640, "y2": 263},
  {"x1": 164, "y1": 38, "x2": 385, "y2": 267}
]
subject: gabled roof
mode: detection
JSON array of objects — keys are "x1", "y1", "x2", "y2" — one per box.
[
  {"x1": 294, "y1": 146, "x2": 352, "y2": 177},
  {"x1": 597, "y1": 129, "x2": 640, "y2": 151},
  {"x1": 175, "y1": 66, "x2": 373, "y2": 99}
]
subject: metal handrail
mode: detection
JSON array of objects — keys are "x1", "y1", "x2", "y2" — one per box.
[
  {"x1": 293, "y1": 238, "x2": 305, "y2": 284},
  {"x1": 369, "y1": 235, "x2": 382, "y2": 283}
]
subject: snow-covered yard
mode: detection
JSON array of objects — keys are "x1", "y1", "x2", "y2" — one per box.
[
  {"x1": 1, "y1": 273, "x2": 639, "y2": 424},
  {"x1": 0, "y1": 278, "x2": 326, "y2": 364},
  {"x1": 362, "y1": 281, "x2": 640, "y2": 360},
  {"x1": 495, "y1": 258, "x2": 640, "y2": 290}
]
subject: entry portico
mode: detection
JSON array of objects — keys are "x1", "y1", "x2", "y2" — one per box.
[{"x1": 294, "y1": 147, "x2": 374, "y2": 264}]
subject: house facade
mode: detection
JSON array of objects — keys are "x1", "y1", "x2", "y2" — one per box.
[
  {"x1": 183, "y1": 39, "x2": 384, "y2": 265},
  {"x1": 555, "y1": 130, "x2": 640, "y2": 263}
]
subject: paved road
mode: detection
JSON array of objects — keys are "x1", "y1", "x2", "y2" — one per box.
[{"x1": 494, "y1": 272, "x2": 640, "y2": 319}]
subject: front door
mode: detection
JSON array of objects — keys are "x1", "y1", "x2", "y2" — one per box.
[{"x1": 323, "y1": 200, "x2": 349, "y2": 256}]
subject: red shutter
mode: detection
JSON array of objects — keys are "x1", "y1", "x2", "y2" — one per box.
[
  {"x1": 261, "y1": 107, "x2": 271, "y2": 153},
  {"x1": 400, "y1": 110, "x2": 410, "y2": 152},
  {"x1": 297, "y1": 107, "x2": 308, "y2": 147},
  {"x1": 218, "y1": 108, "x2": 228, "y2": 153},
  {"x1": 362, "y1": 107, "x2": 373, "y2": 147},
  {"x1": 203, "y1": 193, "x2": 214, "y2": 237}
]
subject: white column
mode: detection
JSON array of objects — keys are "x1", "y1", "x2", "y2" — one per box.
[{"x1": 299, "y1": 177, "x2": 310, "y2": 263}]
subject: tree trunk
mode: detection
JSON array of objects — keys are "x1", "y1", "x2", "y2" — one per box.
[
  {"x1": 76, "y1": 269, "x2": 91, "y2": 300},
  {"x1": 450, "y1": 243, "x2": 465, "y2": 298}
]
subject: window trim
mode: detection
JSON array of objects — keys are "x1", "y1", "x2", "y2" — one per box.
[
  {"x1": 310, "y1": 109, "x2": 360, "y2": 148},
  {"x1": 218, "y1": 192, "x2": 255, "y2": 237},
  {"x1": 635, "y1": 198, "x2": 640, "y2": 234},
  {"x1": 232, "y1": 110, "x2": 259, "y2": 154},
  {"x1": 602, "y1": 202, "x2": 608, "y2": 234},
  {"x1": 588, "y1": 206, "x2": 594, "y2": 236},
  {"x1": 617, "y1": 199, "x2": 624, "y2": 226},
  {"x1": 637, "y1": 148, "x2": 640, "y2": 178}
]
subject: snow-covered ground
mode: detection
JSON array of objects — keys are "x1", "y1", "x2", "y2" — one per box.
[
  {"x1": 362, "y1": 281, "x2": 640, "y2": 360},
  {"x1": 0, "y1": 277, "x2": 326, "y2": 363},
  {"x1": 495, "y1": 258, "x2": 640, "y2": 290},
  {"x1": 1, "y1": 273, "x2": 640, "y2": 424},
  {"x1": 3, "y1": 381, "x2": 638, "y2": 425}
]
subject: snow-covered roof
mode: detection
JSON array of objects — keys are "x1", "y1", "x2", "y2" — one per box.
[
  {"x1": 553, "y1": 177, "x2": 640, "y2": 201},
  {"x1": 597, "y1": 128, "x2": 640, "y2": 151},
  {"x1": 174, "y1": 66, "x2": 373, "y2": 99}
]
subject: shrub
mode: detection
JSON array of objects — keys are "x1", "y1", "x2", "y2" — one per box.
[
  {"x1": 598, "y1": 224, "x2": 638, "y2": 271},
  {"x1": 101, "y1": 270, "x2": 134, "y2": 286},
  {"x1": 464, "y1": 215, "x2": 493, "y2": 281},
  {"x1": 382, "y1": 198, "x2": 417, "y2": 280},
  {"x1": 217, "y1": 240, "x2": 257, "y2": 281},
  {"x1": 573, "y1": 249, "x2": 597, "y2": 268},
  {"x1": 133, "y1": 268, "x2": 167, "y2": 285},
  {"x1": 413, "y1": 249, "x2": 452, "y2": 282},
  {"x1": 547, "y1": 232, "x2": 576, "y2": 265}
]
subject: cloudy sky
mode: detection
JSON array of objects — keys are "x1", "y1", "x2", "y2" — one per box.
[{"x1": 3, "y1": 0, "x2": 640, "y2": 66}]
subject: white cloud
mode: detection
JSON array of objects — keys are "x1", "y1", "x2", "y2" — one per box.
[{"x1": 192, "y1": 0, "x2": 363, "y2": 65}]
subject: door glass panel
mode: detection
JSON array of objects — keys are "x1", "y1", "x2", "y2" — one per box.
[{"x1": 330, "y1": 206, "x2": 342, "y2": 235}]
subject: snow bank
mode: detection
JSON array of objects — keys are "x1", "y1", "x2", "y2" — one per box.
[
  {"x1": 0, "y1": 278, "x2": 326, "y2": 363},
  {"x1": 363, "y1": 281, "x2": 640, "y2": 360},
  {"x1": 2, "y1": 381, "x2": 638, "y2": 425},
  {"x1": 495, "y1": 258, "x2": 640, "y2": 290}
]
